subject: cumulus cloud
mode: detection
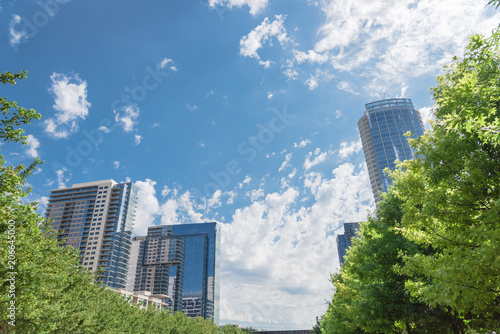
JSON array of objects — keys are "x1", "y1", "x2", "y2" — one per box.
[
  {"x1": 44, "y1": 73, "x2": 91, "y2": 138},
  {"x1": 247, "y1": 188, "x2": 265, "y2": 201},
  {"x1": 240, "y1": 15, "x2": 291, "y2": 67},
  {"x1": 113, "y1": 161, "x2": 120, "y2": 169},
  {"x1": 25, "y1": 135, "x2": 40, "y2": 158},
  {"x1": 134, "y1": 179, "x2": 161, "y2": 235},
  {"x1": 209, "y1": 0, "x2": 268, "y2": 16},
  {"x1": 115, "y1": 104, "x2": 140, "y2": 132},
  {"x1": 133, "y1": 180, "x2": 208, "y2": 235},
  {"x1": 338, "y1": 140, "x2": 363, "y2": 159},
  {"x1": 220, "y1": 163, "x2": 374, "y2": 328},
  {"x1": 208, "y1": 189, "x2": 223, "y2": 209}
]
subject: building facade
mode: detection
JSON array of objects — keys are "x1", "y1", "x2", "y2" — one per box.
[
  {"x1": 358, "y1": 98, "x2": 424, "y2": 202},
  {"x1": 131, "y1": 222, "x2": 220, "y2": 324},
  {"x1": 45, "y1": 179, "x2": 138, "y2": 289},
  {"x1": 337, "y1": 222, "x2": 360, "y2": 266}
]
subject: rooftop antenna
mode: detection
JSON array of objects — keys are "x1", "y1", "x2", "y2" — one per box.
[{"x1": 383, "y1": 93, "x2": 386, "y2": 100}]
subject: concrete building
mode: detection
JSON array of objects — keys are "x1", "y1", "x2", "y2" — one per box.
[
  {"x1": 358, "y1": 98, "x2": 424, "y2": 202},
  {"x1": 45, "y1": 179, "x2": 138, "y2": 289}
]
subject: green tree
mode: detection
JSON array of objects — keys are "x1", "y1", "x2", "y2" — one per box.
[
  {"x1": 389, "y1": 28, "x2": 500, "y2": 331},
  {"x1": 322, "y1": 194, "x2": 466, "y2": 334}
]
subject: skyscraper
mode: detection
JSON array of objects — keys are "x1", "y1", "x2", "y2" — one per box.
[
  {"x1": 337, "y1": 222, "x2": 360, "y2": 266},
  {"x1": 358, "y1": 98, "x2": 424, "y2": 202},
  {"x1": 132, "y1": 222, "x2": 220, "y2": 324},
  {"x1": 45, "y1": 179, "x2": 138, "y2": 289}
]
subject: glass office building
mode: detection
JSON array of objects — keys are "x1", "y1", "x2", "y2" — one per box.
[
  {"x1": 133, "y1": 222, "x2": 220, "y2": 324},
  {"x1": 45, "y1": 179, "x2": 138, "y2": 289},
  {"x1": 358, "y1": 98, "x2": 424, "y2": 202},
  {"x1": 337, "y1": 222, "x2": 360, "y2": 266}
]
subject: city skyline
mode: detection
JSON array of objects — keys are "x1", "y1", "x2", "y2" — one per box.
[{"x1": 2, "y1": 0, "x2": 498, "y2": 330}]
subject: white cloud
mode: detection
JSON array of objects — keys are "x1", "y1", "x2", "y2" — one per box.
[
  {"x1": 56, "y1": 168, "x2": 69, "y2": 189},
  {"x1": 9, "y1": 14, "x2": 26, "y2": 46},
  {"x1": 161, "y1": 185, "x2": 171, "y2": 197},
  {"x1": 25, "y1": 135, "x2": 40, "y2": 158},
  {"x1": 220, "y1": 163, "x2": 374, "y2": 328},
  {"x1": 208, "y1": 189, "x2": 223, "y2": 209},
  {"x1": 115, "y1": 104, "x2": 140, "y2": 132},
  {"x1": 312, "y1": 0, "x2": 500, "y2": 94},
  {"x1": 134, "y1": 179, "x2": 161, "y2": 235},
  {"x1": 247, "y1": 188, "x2": 264, "y2": 201},
  {"x1": 283, "y1": 68, "x2": 298, "y2": 81},
  {"x1": 113, "y1": 161, "x2": 120, "y2": 169},
  {"x1": 418, "y1": 106, "x2": 434, "y2": 130},
  {"x1": 303, "y1": 148, "x2": 334, "y2": 170},
  {"x1": 240, "y1": 15, "x2": 291, "y2": 67},
  {"x1": 293, "y1": 139, "x2": 311, "y2": 148},
  {"x1": 336, "y1": 81, "x2": 359, "y2": 95},
  {"x1": 44, "y1": 73, "x2": 91, "y2": 138},
  {"x1": 338, "y1": 140, "x2": 363, "y2": 159},
  {"x1": 226, "y1": 191, "x2": 236, "y2": 204},
  {"x1": 335, "y1": 110, "x2": 342, "y2": 118},
  {"x1": 293, "y1": 49, "x2": 329, "y2": 64},
  {"x1": 267, "y1": 92, "x2": 274, "y2": 99},
  {"x1": 209, "y1": 0, "x2": 268, "y2": 16},
  {"x1": 278, "y1": 153, "x2": 292, "y2": 172},
  {"x1": 134, "y1": 135, "x2": 142, "y2": 145},
  {"x1": 159, "y1": 57, "x2": 173, "y2": 69},
  {"x1": 305, "y1": 70, "x2": 334, "y2": 90},
  {"x1": 98, "y1": 125, "x2": 111, "y2": 133}
]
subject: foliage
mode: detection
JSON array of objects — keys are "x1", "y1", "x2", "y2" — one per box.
[
  {"x1": 321, "y1": 194, "x2": 467, "y2": 334},
  {"x1": 389, "y1": 28, "x2": 500, "y2": 331},
  {"x1": 431, "y1": 29, "x2": 500, "y2": 147},
  {"x1": 0, "y1": 71, "x2": 248, "y2": 333},
  {"x1": 311, "y1": 316, "x2": 322, "y2": 334}
]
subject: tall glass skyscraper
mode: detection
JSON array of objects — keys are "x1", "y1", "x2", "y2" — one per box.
[
  {"x1": 358, "y1": 98, "x2": 424, "y2": 202},
  {"x1": 45, "y1": 179, "x2": 138, "y2": 289},
  {"x1": 132, "y1": 222, "x2": 220, "y2": 324}
]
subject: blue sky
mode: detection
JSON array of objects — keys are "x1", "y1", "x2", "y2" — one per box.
[{"x1": 1, "y1": 0, "x2": 499, "y2": 330}]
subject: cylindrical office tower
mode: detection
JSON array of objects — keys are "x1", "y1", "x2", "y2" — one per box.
[{"x1": 358, "y1": 98, "x2": 424, "y2": 203}]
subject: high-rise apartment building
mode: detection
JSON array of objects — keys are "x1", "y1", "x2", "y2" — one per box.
[
  {"x1": 358, "y1": 98, "x2": 424, "y2": 202},
  {"x1": 131, "y1": 222, "x2": 220, "y2": 324},
  {"x1": 337, "y1": 222, "x2": 360, "y2": 266},
  {"x1": 45, "y1": 179, "x2": 138, "y2": 289}
]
